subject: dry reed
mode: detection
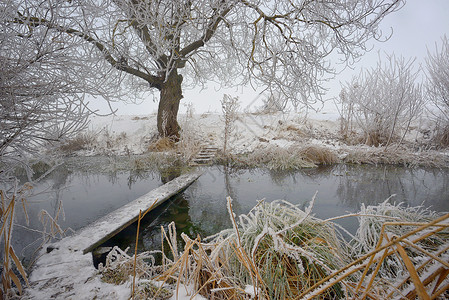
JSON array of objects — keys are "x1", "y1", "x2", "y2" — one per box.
[
  {"x1": 148, "y1": 137, "x2": 176, "y2": 152},
  {"x1": 0, "y1": 185, "x2": 32, "y2": 298},
  {"x1": 343, "y1": 146, "x2": 449, "y2": 168},
  {"x1": 298, "y1": 145, "x2": 339, "y2": 165},
  {"x1": 152, "y1": 197, "x2": 449, "y2": 300}
]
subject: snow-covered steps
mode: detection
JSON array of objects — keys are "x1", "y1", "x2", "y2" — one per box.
[{"x1": 190, "y1": 146, "x2": 219, "y2": 166}]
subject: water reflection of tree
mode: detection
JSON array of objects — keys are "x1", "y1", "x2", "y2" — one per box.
[
  {"x1": 405, "y1": 168, "x2": 449, "y2": 212},
  {"x1": 127, "y1": 169, "x2": 159, "y2": 189},
  {"x1": 267, "y1": 165, "x2": 335, "y2": 186},
  {"x1": 183, "y1": 166, "x2": 236, "y2": 236},
  {"x1": 336, "y1": 165, "x2": 449, "y2": 211}
]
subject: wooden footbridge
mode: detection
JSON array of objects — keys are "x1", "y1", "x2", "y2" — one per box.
[{"x1": 24, "y1": 169, "x2": 204, "y2": 299}]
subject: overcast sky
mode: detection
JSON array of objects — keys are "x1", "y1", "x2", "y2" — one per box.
[{"x1": 91, "y1": 0, "x2": 449, "y2": 116}]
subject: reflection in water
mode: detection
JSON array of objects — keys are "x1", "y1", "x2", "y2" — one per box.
[
  {"x1": 130, "y1": 165, "x2": 449, "y2": 254},
  {"x1": 10, "y1": 157, "x2": 163, "y2": 266},
  {"x1": 336, "y1": 165, "x2": 449, "y2": 211},
  {"x1": 11, "y1": 159, "x2": 449, "y2": 266}
]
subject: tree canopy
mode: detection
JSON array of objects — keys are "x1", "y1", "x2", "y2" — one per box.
[{"x1": 6, "y1": 0, "x2": 405, "y2": 138}]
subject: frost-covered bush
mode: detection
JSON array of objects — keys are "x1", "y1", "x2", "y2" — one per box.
[
  {"x1": 204, "y1": 199, "x2": 349, "y2": 299},
  {"x1": 338, "y1": 55, "x2": 424, "y2": 147},
  {"x1": 159, "y1": 196, "x2": 449, "y2": 299},
  {"x1": 426, "y1": 36, "x2": 449, "y2": 148},
  {"x1": 221, "y1": 94, "x2": 240, "y2": 156},
  {"x1": 352, "y1": 199, "x2": 446, "y2": 279}
]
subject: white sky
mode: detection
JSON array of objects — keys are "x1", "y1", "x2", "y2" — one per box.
[{"x1": 90, "y1": 0, "x2": 449, "y2": 115}]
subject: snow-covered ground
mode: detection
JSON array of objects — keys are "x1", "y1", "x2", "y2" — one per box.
[
  {"x1": 72, "y1": 111, "x2": 434, "y2": 157},
  {"x1": 82, "y1": 111, "x2": 346, "y2": 155},
  {"x1": 24, "y1": 245, "x2": 206, "y2": 299}
]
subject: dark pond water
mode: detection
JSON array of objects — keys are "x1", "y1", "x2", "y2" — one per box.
[
  {"x1": 11, "y1": 157, "x2": 164, "y2": 265},
  {"x1": 10, "y1": 160, "x2": 449, "y2": 266},
  {"x1": 106, "y1": 164, "x2": 449, "y2": 256}
]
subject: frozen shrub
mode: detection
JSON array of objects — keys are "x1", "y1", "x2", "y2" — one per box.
[
  {"x1": 221, "y1": 94, "x2": 240, "y2": 156},
  {"x1": 426, "y1": 36, "x2": 449, "y2": 148},
  {"x1": 338, "y1": 55, "x2": 424, "y2": 148},
  {"x1": 177, "y1": 103, "x2": 203, "y2": 161},
  {"x1": 59, "y1": 132, "x2": 97, "y2": 153}
]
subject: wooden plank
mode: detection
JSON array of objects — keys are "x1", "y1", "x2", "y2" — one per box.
[{"x1": 56, "y1": 169, "x2": 204, "y2": 254}]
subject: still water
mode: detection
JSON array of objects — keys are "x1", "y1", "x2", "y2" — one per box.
[
  {"x1": 12, "y1": 160, "x2": 449, "y2": 264},
  {"x1": 106, "y1": 164, "x2": 449, "y2": 254},
  {"x1": 13, "y1": 157, "x2": 163, "y2": 264}
]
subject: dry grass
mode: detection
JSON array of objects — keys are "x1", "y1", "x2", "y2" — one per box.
[
  {"x1": 0, "y1": 186, "x2": 31, "y2": 298},
  {"x1": 217, "y1": 145, "x2": 340, "y2": 170},
  {"x1": 222, "y1": 147, "x2": 317, "y2": 170},
  {"x1": 101, "y1": 199, "x2": 172, "y2": 299},
  {"x1": 98, "y1": 246, "x2": 174, "y2": 299},
  {"x1": 59, "y1": 132, "x2": 97, "y2": 153},
  {"x1": 155, "y1": 197, "x2": 351, "y2": 299},
  {"x1": 148, "y1": 137, "x2": 176, "y2": 152},
  {"x1": 298, "y1": 145, "x2": 339, "y2": 165},
  {"x1": 285, "y1": 124, "x2": 304, "y2": 136},
  {"x1": 343, "y1": 147, "x2": 449, "y2": 168},
  {"x1": 299, "y1": 213, "x2": 449, "y2": 299},
  {"x1": 150, "y1": 197, "x2": 449, "y2": 300}
]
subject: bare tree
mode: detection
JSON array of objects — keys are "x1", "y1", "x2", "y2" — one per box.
[
  {"x1": 1, "y1": 4, "x2": 101, "y2": 294},
  {"x1": 9, "y1": 0, "x2": 404, "y2": 139},
  {"x1": 0, "y1": 1, "x2": 109, "y2": 179},
  {"x1": 426, "y1": 36, "x2": 449, "y2": 147},
  {"x1": 338, "y1": 55, "x2": 424, "y2": 148}
]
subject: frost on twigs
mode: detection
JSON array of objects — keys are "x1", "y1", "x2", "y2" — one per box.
[
  {"x1": 98, "y1": 246, "x2": 174, "y2": 299},
  {"x1": 426, "y1": 36, "x2": 449, "y2": 148},
  {"x1": 338, "y1": 55, "x2": 424, "y2": 148},
  {"x1": 221, "y1": 94, "x2": 240, "y2": 158}
]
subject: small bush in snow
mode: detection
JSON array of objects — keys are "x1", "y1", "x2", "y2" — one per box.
[
  {"x1": 426, "y1": 36, "x2": 449, "y2": 148},
  {"x1": 338, "y1": 55, "x2": 424, "y2": 148}
]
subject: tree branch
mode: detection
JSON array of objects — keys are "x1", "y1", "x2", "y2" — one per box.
[
  {"x1": 180, "y1": 3, "x2": 232, "y2": 58},
  {"x1": 14, "y1": 14, "x2": 164, "y2": 90}
]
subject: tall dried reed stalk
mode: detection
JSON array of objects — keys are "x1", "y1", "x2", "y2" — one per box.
[
  {"x1": 131, "y1": 199, "x2": 158, "y2": 299},
  {"x1": 0, "y1": 185, "x2": 31, "y2": 298}
]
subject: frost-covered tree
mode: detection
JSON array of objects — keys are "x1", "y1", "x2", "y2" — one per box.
[
  {"x1": 426, "y1": 36, "x2": 449, "y2": 146},
  {"x1": 10, "y1": 0, "x2": 404, "y2": 138},
  {"x1": 1, "y1": 4, "x2": 96, "y2": 292},
  {"x1": 1, "y1": 1, "x2": 109, "y2": 177},
  {"x1": 338, "y1": 55, "x2": 424, "y2": 147}
]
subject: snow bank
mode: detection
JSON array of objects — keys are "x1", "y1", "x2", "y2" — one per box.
[{"x1": 74, "y1": 112, "x2": 345, "y2": 156}]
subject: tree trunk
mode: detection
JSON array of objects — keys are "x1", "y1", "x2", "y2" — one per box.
[{"x1": 157, "y1": 70, "x2": 183, "y2": 139}]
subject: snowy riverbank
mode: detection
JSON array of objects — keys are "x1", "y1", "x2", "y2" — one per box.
[{"x1": 59, "y1": 112, "x2": 449, "y2": 168}]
